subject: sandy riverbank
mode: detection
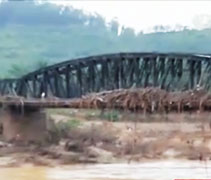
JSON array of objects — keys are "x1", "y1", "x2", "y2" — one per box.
[{"x1": 0, "y1": 109, "x2": 210, "y2": 167}]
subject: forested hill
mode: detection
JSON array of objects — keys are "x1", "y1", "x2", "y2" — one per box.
[{"x1": 1, "y1": 1, "x2": 211, "y2": 78}]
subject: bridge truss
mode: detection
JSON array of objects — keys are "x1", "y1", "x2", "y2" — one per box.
[{"x1": 0, "y1": 52, "x2": 211, "y2": 98}]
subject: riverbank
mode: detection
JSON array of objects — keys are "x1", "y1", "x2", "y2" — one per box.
[{"x1": 0, "y1": 109, "x2": 211, "y2": 167}]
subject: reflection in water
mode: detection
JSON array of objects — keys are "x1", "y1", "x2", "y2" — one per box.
[{"x1": 1, "y1": 160, "x2": 211, "y2": 180}]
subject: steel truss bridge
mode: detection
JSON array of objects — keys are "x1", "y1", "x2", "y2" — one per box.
[{"x1": 0, "y1": 52, "x2": 211, "y2": 99}]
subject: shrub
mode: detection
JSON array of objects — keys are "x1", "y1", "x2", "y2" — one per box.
[
  {"x1": 100, "y1": 110, "x2": 120, "y2": 122},
  {"x1": 55, "y1": 119, "x2": 80, "y2": 138}
]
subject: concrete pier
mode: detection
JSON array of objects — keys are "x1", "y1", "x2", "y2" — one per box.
[{"x1": 0, "y1": 106, "x2": 48, "y2": 143}]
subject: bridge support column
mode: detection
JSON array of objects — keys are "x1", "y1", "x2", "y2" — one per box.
[{"x1": 0, "y1": 106, "x2": 48, "y2": 144}]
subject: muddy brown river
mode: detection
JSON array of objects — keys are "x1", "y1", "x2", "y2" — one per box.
[{"x1": 1, "y1": 160, "x2": 211, "y2": 180}]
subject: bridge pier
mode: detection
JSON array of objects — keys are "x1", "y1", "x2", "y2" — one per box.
[{"x1": 0, "y1": 106, "x2": 48, "y2": 144}]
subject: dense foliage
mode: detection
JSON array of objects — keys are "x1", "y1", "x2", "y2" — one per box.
[{"x1": 1, "y1": 1, "x2": 211, "y2": 78}]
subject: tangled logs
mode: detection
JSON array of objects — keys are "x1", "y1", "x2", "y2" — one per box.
[
  {"x1": 73, "y1": 88, "x2": 211, "y2": 113},
  {"x1": 2, "y1": 88, "x2": 211, "y2": 113}
]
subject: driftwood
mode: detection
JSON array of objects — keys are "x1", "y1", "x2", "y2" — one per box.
[
  {"x1": 1, "y1": 88, "x2": 211, "y2": 113},
  {"x1": 72, "y1": 88, "x2": 211, "y2": 113}
]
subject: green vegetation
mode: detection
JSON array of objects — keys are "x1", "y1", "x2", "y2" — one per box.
[
  {"x1": 84, "y1": 109, "x2": 120, "y2": 122},
  {"x1": 85, "y1": 110, "x2": 101, "y2": 120},
  {"x1": 1, "y1": 1, "x2": 211, "y2": 78},
  {"x1": 99, "y1": 110, "x2": 120, "y2": 122},
  {"x1": 47, "y1": 109, "x2": 77, "y2": 117},
  {"x1": 55, "y1": 119, "x2": 81, "y2": 138},
  {"x1": 57, "y1": 119, "x2": 80, "y2": 130}
]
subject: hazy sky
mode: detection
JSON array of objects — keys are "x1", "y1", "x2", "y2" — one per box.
[{"x1": 52, "y1": 1, "x2": 211, "y2": 33}]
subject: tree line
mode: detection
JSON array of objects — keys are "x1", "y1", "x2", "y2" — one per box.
[{"x1": 0, "y1": 1, "x2": 211, "y2": 78}]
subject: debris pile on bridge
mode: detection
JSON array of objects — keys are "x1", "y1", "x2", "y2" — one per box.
[
  {"x1": 71, "y1": 88, "x2": 211, "y2": 113},
  {"x1": 2, "y1": 88, "x2": 211, "y2": 113}
]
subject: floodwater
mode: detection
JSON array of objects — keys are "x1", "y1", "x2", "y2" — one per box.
[{"x1": 1, "y1": 160, "x2": 211, "y2": 180}]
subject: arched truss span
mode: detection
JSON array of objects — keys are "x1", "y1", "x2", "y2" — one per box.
[{"x1": 1, "y1": 52, "x2": 211, "y2": 98}]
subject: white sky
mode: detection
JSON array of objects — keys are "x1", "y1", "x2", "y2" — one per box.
[{"x1": 51, "y1": 1, "x2": 211, "y2": 33}]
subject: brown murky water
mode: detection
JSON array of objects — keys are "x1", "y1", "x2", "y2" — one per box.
[
  {"x1": 1, "y1": 160, "x2": 211, "y2": 180},
  {"x1": 0, "y1": 166, "x2": 46, "y2": 180}
]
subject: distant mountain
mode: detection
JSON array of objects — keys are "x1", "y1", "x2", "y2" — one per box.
[{"x1": 0, "y1": 1, "x2": 211, "y2": 78}]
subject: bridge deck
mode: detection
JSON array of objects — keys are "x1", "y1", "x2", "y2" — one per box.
[
  {"x1": 0, "y1": 97, "x2": 76, "y2": 108},
  {"x1": 1, "y1": 88, "x2": 211, "y2": 113}
]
